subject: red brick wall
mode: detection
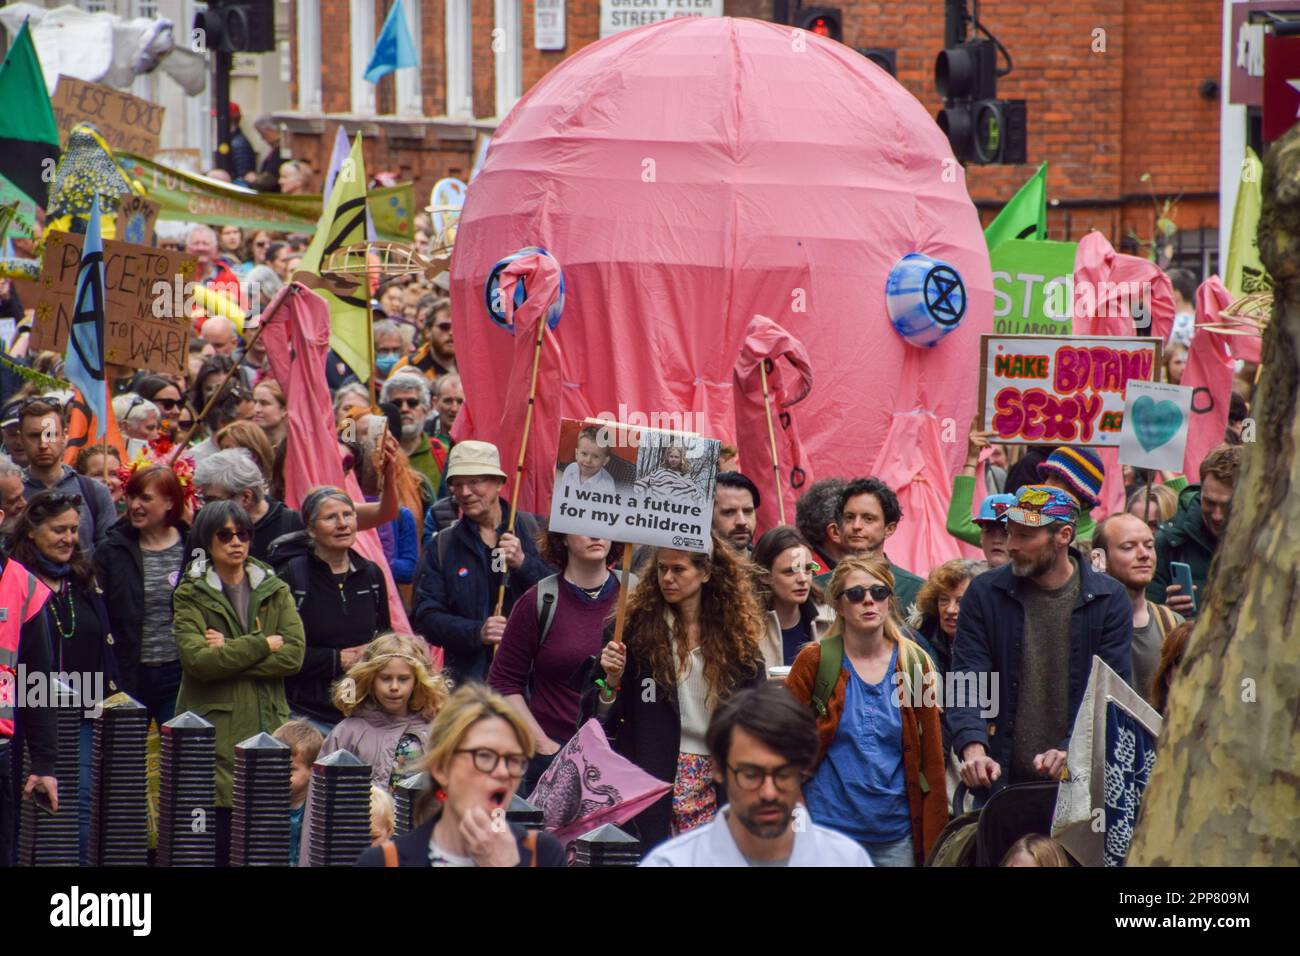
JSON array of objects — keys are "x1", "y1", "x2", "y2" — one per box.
[
  {"x1": 472, "y1": 0, "x2": 496, "y2": 119},
  {"x1": 321, "y1": 0, "x2": 352, "y2": 114}
]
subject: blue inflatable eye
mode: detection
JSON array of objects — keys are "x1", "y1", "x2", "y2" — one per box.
[
  {"x1": 885, "y1": 253, "x2": 967, "y2": 348},
  {"x1": 484, "y1": 246, "x2": 565, "y2": 334}
]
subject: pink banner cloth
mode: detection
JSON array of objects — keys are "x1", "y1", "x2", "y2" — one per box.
[
  {"x1": 261, "y1": 282, "x2": 412, "y2": 634},
  {"x1": 451, "y1": 17, "x2": 993, "y2": 519},
  {"x1": 1071, "y1": 233, "x2": 1178, "y2": 520},
  {"x1": 1181, "y1": 277, "x2": 1237, "y2": 477},
  {"x1": 527, "y1": 719, "x2": 672, "y2": 846},
  {"x1": 870, "y1": 410, "x2": 966, "y2": 578},
  {"x1": 732, "y1": 314, "x2": 816, "y2": 536}
]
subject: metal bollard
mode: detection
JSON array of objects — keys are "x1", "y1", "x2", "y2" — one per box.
[
  {"x1": 392, "y1": 772, "x2": 427, "y2": 837},
  {"x1": 232, "y1": 732, "x2": 292, "y2": 866},
  {"x1": 88, "y1": 696, "x2": 149, "y2": 866},
  {"x1": 569, "y1": 823, "x2": 641, "y2": 867},
  {"x1": 157, "y1": 712, "x2": 216, "y2": 867},
  {"x1": 305, "y1": 749, "x2": 371, "y2": 867}
]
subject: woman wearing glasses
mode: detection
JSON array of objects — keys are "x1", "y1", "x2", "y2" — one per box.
[
  {"x1": 134, "y1": 375, "x2": 186, "y2": 436},
  {"x1": 358, "y1": 684, "x2": 565, "y2": 867},
  {"x1": 584, "y1": 535, "x2": 767, "y2": 849},
  {"x1": 9, "y1": 490, "x2": 122, "y2": 863},
  {"x1": 273, "y1": 487, "x2": 392, "y2": 732},
  {"x1": 784, "y1": 554, "x2": 947, "y2": 866},
  {"x1": 173, "y1": 499, "x2": 305, "y2": 866},
  {"x1": 752, "y1": 526, "x2": 835, "y2": 671}
]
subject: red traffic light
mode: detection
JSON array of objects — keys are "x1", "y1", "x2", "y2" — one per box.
[
  {"x1": 809, "y1": 16, "x2": 832, "y2": 37},
  {"x1": 794, "y1": 7, "x2": 843, "y2": 43}
]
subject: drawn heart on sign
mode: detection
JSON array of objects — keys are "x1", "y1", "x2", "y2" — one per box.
[{"x1": 1131, "y1": 395, "x2": 1183, "y2": 452}]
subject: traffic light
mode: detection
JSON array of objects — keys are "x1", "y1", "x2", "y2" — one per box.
[
  {"x1": 857, "y1": 47, "x2": 897, "y2": 77},
  {"x1": 795, "y1": 7, "x2": 843, "y2": 43},
  {"x1": 934, "y1": 38, "x2": 1027, "y2": 164},
  {"x1": 194, "y1": 0, "x2": 276, "y2": 54}
]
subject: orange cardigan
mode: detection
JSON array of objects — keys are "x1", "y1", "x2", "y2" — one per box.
[{"x1": 785, "y1": 638, "x2": 948, "y2": 865}]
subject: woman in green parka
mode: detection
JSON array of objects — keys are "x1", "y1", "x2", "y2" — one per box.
[{"x1": 173, "y1": 498, "x2": 305, "y2": 866}]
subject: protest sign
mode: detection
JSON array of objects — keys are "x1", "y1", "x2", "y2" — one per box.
[
  {"x1": 0, "y1": 173, "x2": 38, "y2": 237},
  {"x1": 52, "y1": 77, "x2": 164, "y2": 157},
  {"x1": 990, "y1": 239, "x2": 1077, "y2": 335},
  {"x1": 29, "y1": 231, "x2": 196, "y2": 376},
  {"x1": 548, "y1": 418, "x2": 721, "y2": 554},
  {"x1": 1118, "y1": 380, "x2": 1194, "y2": 473},
  {"x1": 978, "y1": 334, "x2": 1162, "y2": 447},
  {"x1": 116, "y1": 194, "x2": 160, "y2": 246}
]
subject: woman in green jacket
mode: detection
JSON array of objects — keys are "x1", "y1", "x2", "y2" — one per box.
[{"x1": 174, "y1": 499, "x2": 305, "y2": 866}]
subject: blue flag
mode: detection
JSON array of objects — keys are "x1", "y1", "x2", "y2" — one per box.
[
  {"x1": 364, "y1": 0, "x2": 418, "y2": 84},
  {"x1": 65, "y1": 196, "x2": 107, "y2": 438}
]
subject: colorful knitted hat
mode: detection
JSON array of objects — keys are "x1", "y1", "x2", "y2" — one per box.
[{"x1": 1037, "y1": 446, "x2": 1104, "y2": 507}]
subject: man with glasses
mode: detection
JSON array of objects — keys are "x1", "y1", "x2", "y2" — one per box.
[
  {"x1": 393, "y1": 295, "x2": 456, "y2": 384},
  {"x1": 412, "y1": 441, "x2": 551, "y2": 684},
  {"x1": 1092, "y1": 512, "x2": 1183, "y2": 701},
  {"x1": 642, "y1": 683, "x2": 870, "y2": 866},
  {"x1": 18, "y1": 399, "x2": 116, "y2": 557},
  {"x1": 380, "y1": 372, "x2": 444, "y2": 493},
  {"x1": 949, "y1": 485, "x2": 1132, "y2": 801}
]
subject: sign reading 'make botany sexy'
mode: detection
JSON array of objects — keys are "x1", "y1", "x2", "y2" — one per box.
[{"x1": 978, "y1": 334, "x2": 1163, "y2": 447}]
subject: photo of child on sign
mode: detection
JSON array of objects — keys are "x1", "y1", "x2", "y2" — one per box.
[{"x1": 549, "y1": 417, "x2": 720, "y2": 554}]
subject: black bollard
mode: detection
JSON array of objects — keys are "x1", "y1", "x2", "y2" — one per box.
[
  {"x1": 16, "y1": 679, "x2": 81, "y2": 867},
  {"x1": 157, "y1": 712, "x2": 216, "y2": 867},
  {"x1": 88, "y1": 696, "x2": 149, "y2": 866},
  {"x1": 392, "y1": 772, "x2": 427, "y2": 837},
  {"x1": 232, "y1": 732, "x2": 292, "y2": 866},
  {"x1": 570, "y1": 823, "x2": 641, "y2": 867},
  {"x1": 506, "y1": 793, "x2": 543, "y2": 831},
  {"x1": 306, "y1": 749, "x2": 372, "y2": 867}
]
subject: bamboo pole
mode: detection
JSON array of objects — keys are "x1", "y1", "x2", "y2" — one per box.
[{"x1": 759, "y1": 359, "x2": 786, "y2": 525}]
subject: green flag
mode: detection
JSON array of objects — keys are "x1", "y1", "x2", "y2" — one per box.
[
  {"x1": 1224, "y1": 148, "x2": 1270, "y2": 298},
  {"x1": 302, "y1": 134, "x2": 373, "y2": 382},
  {"x1": 0, "y1": 22, "x2": 60, "y2": 208},
  {"x1": 984, "y1": 162, "x2": 1047, "y2": 252}
]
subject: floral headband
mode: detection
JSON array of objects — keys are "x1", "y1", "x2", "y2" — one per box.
[{"x1": 116, "y1": 434, "x2": 199, "y2": 513}]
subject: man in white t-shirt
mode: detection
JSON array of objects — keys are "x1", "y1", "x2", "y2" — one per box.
[{"x1": 641, "y1": 683, "x2": 872, "y2": 867}]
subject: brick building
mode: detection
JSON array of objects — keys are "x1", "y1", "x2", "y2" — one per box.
[{"x1": 280, "y1": 0, "x2": 1222, "y2": 273}]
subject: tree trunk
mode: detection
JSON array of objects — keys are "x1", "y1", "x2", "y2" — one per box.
[{"x1": 1127, "y1": 130, "x2": 1300, "y2": 865}]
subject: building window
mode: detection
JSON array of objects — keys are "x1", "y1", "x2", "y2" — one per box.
[
  {"x1": 297, "y1": 0, "x2": 322, "y2": 111},
  {"x1": 445, "y1": 0, "x2": 472, "y2": 118},
  {"x1": 493, "y1": 0, "x2": 521, "y2": 118},
  {"x1": 351, "y1": 0, "x2": 376, "y2": 114},
  {"x1": 394, "y1": 0, "x2": 422, "y2": 116}
]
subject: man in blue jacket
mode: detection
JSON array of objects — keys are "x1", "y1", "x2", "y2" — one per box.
[
  {"x1": 950, "y1": 485, "x2": 1132, "y2": 799},
  {"x1": 412, "y1": 441, "x2": 552, "y2": 684}
]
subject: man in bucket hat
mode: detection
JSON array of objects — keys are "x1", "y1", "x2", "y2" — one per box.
[
  {"x1": 412, "y1": 441, "x2": 552, "y2": 684},
  {"x1": 947, "y1": 484, "x2": 1132, "y2": 802}
]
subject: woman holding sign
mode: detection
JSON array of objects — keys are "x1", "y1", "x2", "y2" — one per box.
[{"x1": 583, "y1": 533, "x2": 766, "y2": 849}]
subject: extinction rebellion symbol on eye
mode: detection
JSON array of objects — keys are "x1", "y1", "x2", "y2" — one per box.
[{"x1": 924, "y1": 265, "x2": 966, "y2": 325}]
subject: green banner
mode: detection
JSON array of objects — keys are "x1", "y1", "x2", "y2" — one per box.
[
  {"x1": 117, "y1": 152, "x2": 414, "y2": 241},
  {"x1": 989, "y1": 239, "x2": 1078, "y2": 335}
]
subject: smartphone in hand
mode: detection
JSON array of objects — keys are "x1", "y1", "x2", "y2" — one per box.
[{"x1": 1170, "y1": 561, "x2": 1196, "y2": 613}]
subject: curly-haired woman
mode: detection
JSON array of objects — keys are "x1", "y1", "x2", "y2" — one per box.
[{"x1": 581, "y1": 533, "x2": 767, "y2": 849}]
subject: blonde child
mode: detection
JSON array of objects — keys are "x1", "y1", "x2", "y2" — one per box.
[
  {"x1": 558, "y1": 426, "x2": 617, "y2": 497},
  {"x1": 299, "y1": 632, "x2": 451, "y2": 866},
  {"x1": 370, "y1": 785, "x2": 396, "y2": 845},
  {"x1": 273, "y1": 719, "x2": 324, "y2": 868}
]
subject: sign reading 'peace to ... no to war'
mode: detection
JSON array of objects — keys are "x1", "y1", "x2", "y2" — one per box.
[
  {"x1": 978, "y1": 334, "x2": 1163, "y2": 447},
  {"x1": 29, "y1": 231, "x2": 196, "y2": 377}
]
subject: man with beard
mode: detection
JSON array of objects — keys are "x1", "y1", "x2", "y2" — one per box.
[
  {"x1": 641, "y1": 683, "x2": 870, "y2": 866},
  {"x1": 381, "y1": 372, "x2": 445, "y2": 492},
  {"x1": 394, "y1": 295, "x2": 456, "y2": 383},
  {"x1": 712, "y1": 472, "x2": 760, "y2": 555},
  {"x1": 948, "y1": 485, "x2": 1131, "y2": 799},
  {"x1": 1092, "y1": 513, "x2": 1183, "y2": 701}
]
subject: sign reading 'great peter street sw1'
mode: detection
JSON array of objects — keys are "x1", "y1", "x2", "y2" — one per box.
[{"x1": 600, "y1": 0, "x2": 721, "y2": 38}]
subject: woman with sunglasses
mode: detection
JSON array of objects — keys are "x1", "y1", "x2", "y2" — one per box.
[
  {"x1": 134, "y1": 375, "x2": 186, "y2": 434},
  {"x1": 784, "y1": 554, "x2": 947, "y2": 866},
  {"x1": 752, "y1": 526, "x2": 835, "y2": 671},
  {"x1": 583, "y1": 534, "x2": 767, "y2": 849},
  {"x1": 357, "y1": 683, "x2": 565, "y2": 867},
  {"x1": 93, "y1": 465, "x2": 190, "y2": 727},
  {"x1": 173, "y1": 499, "x2": 305, "y2": 866},
  {"x1": 9, "y1": 489, "x2": 122, "y2": 863}
]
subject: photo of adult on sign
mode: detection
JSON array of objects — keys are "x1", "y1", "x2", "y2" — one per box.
[
  {"x1": 978, "y1": 334, "x2": 1162, "y2": 446},
  {"x1": 51, "y1": 76, "x2": 165, "y2": 158},
  {"x1": 29, "y1": 231, "x2": 196, "y2": 376},
  {"x1": 549, "y1": 418, "x2": 720, "y2": 554}
]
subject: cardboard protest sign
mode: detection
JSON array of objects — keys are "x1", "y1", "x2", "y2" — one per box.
[
  {"x1": 978, "y1": 334, "x2": 1162, "y2": 447},
  {"x1": 990, "y1": 239, "x2": 1077, "y2": 335},
  {"x1": 116, "y1": 194, "x2": 160, "y2": 246},
  {"x1": 29, "y1": 231, "x2": 196, "y2": 376},
  {"x1": 1117, "y1": 380, "x2": 1194, "y2": 473},
  {"x1": 548, "y1": 418, "x2": 721, "y2": 554},
  {"x1": 52, "y1": 77, "x2": 165, "y2": 157}
]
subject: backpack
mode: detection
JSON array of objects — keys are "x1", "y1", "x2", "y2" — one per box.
[
  {"x1": 1149, "y1": 601, "x2": 1179, "y2": 642},
  {"x1": 267, "y1": 530, "x2": 382, "y2": 621}
]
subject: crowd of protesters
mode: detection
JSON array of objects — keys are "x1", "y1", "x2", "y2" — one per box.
[{"x1": 0, "y1": 229, "x2": 1250, "y2": 867}]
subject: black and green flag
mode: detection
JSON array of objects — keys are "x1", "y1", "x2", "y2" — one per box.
[{"x1": 0, "y1": 21, "x2": 59, "y2": 208}]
